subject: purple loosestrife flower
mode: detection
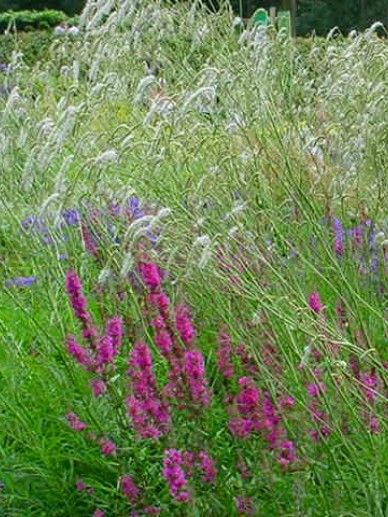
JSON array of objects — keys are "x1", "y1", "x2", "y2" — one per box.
[
  {"x1": 198, "y1": 451, "x2": 217, "y2": 483},
  {"x1": 90, "y1": 378, "x2": 107, "y2": 397},
  {"x1": 66, "y1": 335, "x2": 92, "y2": 369},
  {"x1": 228, "y1": 377, "x2": 260, "y2": 439},
  {"x1": 154, "y1": 328, "x2": 173, "y2": 356},
  {"x1": 148, "y1": 292, "x2": 170, "y2": 319},
  {"x1": 127, "y1": 342, "x2": 170, "y2": 438},
  {"x1": 277, "y1": 440, "x2": 297, "y2": 468},
  {"x1": 65, "y1": 270, "x2": 97, "y2": 342},
  {"x1": 369, "y1": 414, "x2": 379, "y2": 434},
  {"x1": 181, "y1": 451, "x2": 195, "y2": 478},
  {"x1": 4, "y1": 276, "x2": 37, "y2": 288},
  {"x1": 121, "y1": 475, "x2": 140, "y2": 503},
  {"x1": 106, "y1": 316, "x2": 123, "y2": 354},
  {"x1": 75, "y1": 479, "x2": 87, "y2": 491},
  {"x1": 100, "y1": 439, "x2": 117, "y2": 456},
  {"x1": 162, "y1": 449, "x2": 191, "y2": 503},
  {"x1": 279, "y1": 394, "x2": 296, "y2": 409},
  {"x1": 307, "y1": 382, "x2": 325, "y2": 397},
  {"x1": 217, "y1": 327, "x2": 234, "y2": 378},
  {"x1": 164, "y1": 356, "x2": 186, "y2": 403},
  {"x1": 235, "y1": 496, "x2": 254, "y2": 516},
  {"x1": 93, "y1": 510, "x2": 105, "y2": 517},
  {"x1": 236, "y1": 459, "x2": 251, "y2": 480},
  {"x1": 175, "y1": 304, "x2": 196, "y2": 346},
  {"x1": 75, "y1": 479, "x2": 94, "y2": 493},
  {"x1": 144, "y1": 507, "x2": 161, "y2": 515},
  {"x1": 139, "y1": 262, "x2": 161, "y2": 290},
  {"x1": 235, "y1": 344, "x2": 258, "y2": 375},
  {"x1": 183, "y1": 350, "x2": 211, "y2": 406},
  {"x1": 262, "y1": 393, "x2": 282, "y2": 448},
  {"x1": 359, "y1": 370, "x2": 378, "y2": 403},
  {"x1": 308, "y1": 291, "x2": 323, "y2": 314},
  {"x1": 97, "y1": 336, "x2": 115, "y2": 367},
  {"x1": 65, "y1": 412, "x2": 87, "y2": 432},
  {"x1": 81, "y1": 223, "x2": 99, "y2": 257}
]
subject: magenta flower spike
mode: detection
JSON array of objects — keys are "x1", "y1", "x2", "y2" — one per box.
[
  {"x1": 198, "y1": 451, "x2": 217, "y2": 483},
  {"x1": 65, "y1": 270, "x2": 97, "y2": 342},
  {"x1": 106, "y1": 316, "x2": 123, "y2": 354},
  {"x1": 217, "y1": 328, "x2": 234, "y2": 378},
  {"x1": 175, "y1": 304, "x2": 196, "y2": 346},
  {"x1": 183, "y1": 350, "x2": 211, "y2": 406},
  {"x1": 162, "y1": 449, "x2": 191, "y2": 502},
  {"x1": 308, "y1": 291, "x2": 323, "y2": 314},
  {"x1": 120, "y1": 474, "x2": 140, "y2": 503},
  {"x1": 139, "y1": 261, "x2": 161, "y2": 290},
  {"x1": 65, "y1": 412, "x2": 87, "y2": 432}
]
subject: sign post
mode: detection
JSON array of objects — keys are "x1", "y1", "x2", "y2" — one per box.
[{"x1": 252, "y1": 8, "x2": 269, "y2": 28}]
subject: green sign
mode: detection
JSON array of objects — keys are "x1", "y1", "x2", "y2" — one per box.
[
  {"x1": 277, "y1": 11, "x2": 291, "y2": 36},
  {"x1": 252, "y1": 8, "x2": 269, "y2": 27}
]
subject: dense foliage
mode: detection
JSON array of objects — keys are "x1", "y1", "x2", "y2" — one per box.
[
  {"x1": 0, "y1": 9, "x2": 77, "y2": 32},
  {"x1": 0, "y1": 30, "x2": 54, "y2": 64},
  {"x1": 1, "y1": 1, "x2": 387, "y2": 35},
  {"x1": 0, "y1": 1, "x2": 387, "y2": 516},
  {"x1": 0, "y1": 0, "x2": 84, "y2": 15}
]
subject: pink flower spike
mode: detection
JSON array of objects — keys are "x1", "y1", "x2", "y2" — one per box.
[
  {"x1": 198, "y1": 451, "x2": 217, "y2": 483},
  {"x1": 217, "y1": 328, "x2": 234, "y2": 378},
  {"x1": 81, "y1": 222, "x2": 99, "y2": 257},
  {"x1": 183, "y1": 350, "x2": 211, "y2": 406},
  {"x1": 279, "y1": 394, "x2": 295, "y2": 409},
  {"x1": 65, "y1": 412, "x2": 87, "y2": 432},
  {"x1": 369, "y1": 415, "x2": 379, "y2": 434},
  {"x1": 307, "y1": 382, "x2": 325, "y2": 398},
  {"x1": 75, "y1": 479, "x2": 87, "y2": 491},
  {"x1": 106, "y1": 316, "x2": 123, "y2": 353},
  {"x1": 90, "y1": 379, "x2": 107, "y2": 397},
  {"x1": 235, "y1": 496, "x2": 255, "y2": 516},
  {"x1": 175, "y1": 304, "x2": 196, "y2": 346},
  {"x1": 66, "y1": 335, "x2": 91, "y2": 368},
  {"x1": 93, "y1": 510, "x2": 105, "y2": 517},
  {"x1": 97, "y1": 336, "x2": 115, "y2": 366},
  {"x1": 139, "y1": 262, "x2": 161, "y2": 290},
  {"x1": 309, "y1": 291, "x2": 323, "y2": 314},
  {"x1": 144, "y1": 507, "x2": 161, "y2": 515},
  {"x1": 121, "y1": 474, "x2": 140, "y2": 503},
  {"x1": 100, "y1": 439, "x2": 117, "y2": 456},
  {"x1": 162, "y1": 449, "x2": 191, "y2": 503}
]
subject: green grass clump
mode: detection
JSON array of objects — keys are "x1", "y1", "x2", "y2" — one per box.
[{"x1": 0, "y1": 1, "x2": 387, "y2": 516}]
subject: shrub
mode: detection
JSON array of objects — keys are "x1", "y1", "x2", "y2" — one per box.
[
  {"x1": 0, "y1": 30, "x2": 54, "y2": 65},
  {"x1": 0, "y1": 9, "x2": 76, "y2": 33}
]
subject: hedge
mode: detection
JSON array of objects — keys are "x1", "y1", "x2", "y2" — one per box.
[
  {"x1": 0, "y1": 30, "x2": 55, "y2": 65},
  {"x1": 0, "y1": 9, "x2": 78, "y2": 32}
]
